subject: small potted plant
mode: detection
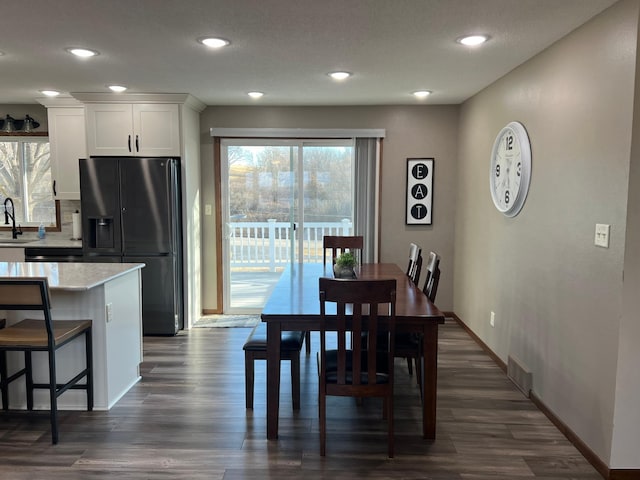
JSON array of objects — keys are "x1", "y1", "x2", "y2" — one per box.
[{"x1": 334, "y1": 251, "x2": 357, "y2": 278}]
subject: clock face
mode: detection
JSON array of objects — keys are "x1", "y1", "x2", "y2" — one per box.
[{"x1": 489, "y1": 121, "x2": 531, "y2": 217}]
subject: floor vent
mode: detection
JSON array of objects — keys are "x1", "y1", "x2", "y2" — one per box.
[{"x1": 507, "y1": 355, "x2": 532, "y2": 398}]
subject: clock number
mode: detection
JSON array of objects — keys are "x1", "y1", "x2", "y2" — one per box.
[
  {"x1": 505, "y1": 134, "x2": 513, "y2": 151},
  {"x1": 517, "y1": 162, "x2": 521, "y2": 176},
  {"x1": 505, "y1": 190, "x2": 510, "y2": 205},
  {"x1": 495, "y1": 164, "x2": 500, "y2": 177}
]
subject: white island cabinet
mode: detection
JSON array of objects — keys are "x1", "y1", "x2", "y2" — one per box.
[{"x1": 0, "y1": 262, "x2": 144, "y2": 411}]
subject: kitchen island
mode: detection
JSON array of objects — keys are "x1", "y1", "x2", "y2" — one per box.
[{"x1": 0, "y1": 261, "x2": 144, "y2": 410}]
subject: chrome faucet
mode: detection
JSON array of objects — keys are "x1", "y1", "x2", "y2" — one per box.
[{"x1": 3, "y1": 197, "x2": 22, "y2": 239}]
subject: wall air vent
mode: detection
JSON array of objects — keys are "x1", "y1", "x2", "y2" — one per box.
[{"x1": 507, "y1": 355, "x2": 533, "y2": 398}]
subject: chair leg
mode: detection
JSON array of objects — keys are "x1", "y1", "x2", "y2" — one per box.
[
  {"x1": 85, "y1": 328, "x2": 94, "y2": 411},
  {"x1": 305, "y1": 331, "x2": 311, "y2": 355},
  {"x1": 291, "y1": 356, "x2": 300, "y2": 411},
  {"x1": 245, "y1": 352, "x2": 254, "y2": 409},
  {"x1": 415, "y1": 355, "x2": 423, "y2": 398},
  {"x1": 388, "y1": 392, "x2": 394, "y2": 458},
  {"x1": 319, "y1": 390, "x2": 326, "y2": 456},
  {"x1": 25, "y1": 351, "x2": 34, "y2": 411},
  {"x1": 0, "y1": 351, "x2": 8, "y2": 410},
  {"x1": 48, "y1": 350, "x2": 58, "y2": 445}
]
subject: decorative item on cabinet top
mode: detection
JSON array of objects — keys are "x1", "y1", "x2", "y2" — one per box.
[{"x1": 1, "y1": 114, "x2": 41, "y2": 134}]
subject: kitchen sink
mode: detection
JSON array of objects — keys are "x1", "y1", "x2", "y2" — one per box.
[{"x1": 0, "y1": 238, "x2": 37, "y2": 244}]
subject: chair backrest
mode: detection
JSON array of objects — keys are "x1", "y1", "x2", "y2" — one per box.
[
  {"x1": 0, "y1": 277, "x2": 54, "y2": 340},
  {"x1": 422, "y1": 252, "x2": 441, "y2": 303},
  {"x1": 319, "y1": 277, "x2": 396, "y2": 388},
  {"x1": 322, "y1": 235, "x2": 364, "y2": 266},
  {"x1": 406, "y1": 243, "x2": 422, "y2": 285}
]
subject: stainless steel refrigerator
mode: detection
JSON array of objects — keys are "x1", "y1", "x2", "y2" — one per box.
[{"x1": 79, "y1": 156, "x2": 183, "y2": 335}]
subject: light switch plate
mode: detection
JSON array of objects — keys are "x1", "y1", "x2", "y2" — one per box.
[
  {"x1": 205, "y1": 204, "x2": 212, "y2": 216},
  {"x1": 595, "y1": 223, "x2": 610, "y2": 248}
]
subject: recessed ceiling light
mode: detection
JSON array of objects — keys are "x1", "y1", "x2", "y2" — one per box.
[
  {"x1": 108, "y1": 85, "x2": 127, "y2": 93},
  {"x1": 66, "y1": 47, "x2": 99, "y2": 57},
  {"x1": 413, "y1": 90, "x2": 431, "y2": 99},
  {"x1": 328, "y1": 71, "x2": 352, "y2": 81},
  {"x1": 40, "y1": 90, "x2": 61, "y2": 97},
  {"x1": 198, "y1": 37, "x2": 230, "y2": 48},
  {"x1": 456, "y1": 35, "x2": 489, "y2": 46},
  {"x1": 247, "y1": 91, "x2": 264, "y2": 99}
]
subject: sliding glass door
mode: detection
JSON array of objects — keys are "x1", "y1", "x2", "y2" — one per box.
[{"x1": 220, "y1": 139, "x2": 354, "y2": 313}]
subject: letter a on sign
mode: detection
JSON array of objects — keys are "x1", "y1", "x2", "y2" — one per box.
[{"x1": 406, "y1": 158, "x2": 433, "y2": 225}]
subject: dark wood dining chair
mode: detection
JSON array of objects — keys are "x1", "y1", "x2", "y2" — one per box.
[
  {"x1": 309, "y1": 235, "x2": 365, "y2": 354},
  {"x1": 396, "y1": 251, "x2": 441, "y2": 383},
  {"x1": 322, "y1": 235, "x2": 364, "y2": 266},
  {"x1": 406, "y1": 242, "x2": 422, "y2": 286},
  {"x1": 0, "y1": 277, "x2": 93, "y2": 444},
  {"x1": 422, "y1": 251, "x2": 441, "y2": 302},
  {"x1": 318, "y1": 277, "x2": 397, "y2": 457}
]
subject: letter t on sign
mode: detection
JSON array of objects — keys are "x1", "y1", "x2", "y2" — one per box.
[{"x1": 406, "y1": 158, "x2": 434, "y2": 225}]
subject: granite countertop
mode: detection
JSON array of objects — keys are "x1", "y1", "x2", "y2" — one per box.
[
  {"x1": 0, "y1": 262, "x2": 144, "y2": 290},
  {"x1": 0, "y1": 236, "x2": 82, "y2": 249}
]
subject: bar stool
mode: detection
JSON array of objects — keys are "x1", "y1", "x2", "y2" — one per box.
[{"x1": 0, "y1": 277, "x2": 93, "y2": 444}]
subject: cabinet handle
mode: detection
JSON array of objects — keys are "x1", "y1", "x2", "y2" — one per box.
[
  {"x1": 135, "y1": 135, "x2": 139, "y2": 152},
  {"x1": 53, "y1": 180, "x2": 57, "y2": 196},
  {"x1": 128, "y1": 135, "x2": 132, "y2": 152}
]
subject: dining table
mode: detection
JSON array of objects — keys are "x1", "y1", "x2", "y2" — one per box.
[{"x1": 261, "y1": 262, "x2": 446, "y2": 440}]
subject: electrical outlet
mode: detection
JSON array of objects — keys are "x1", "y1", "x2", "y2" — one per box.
[
  {"x1": 595, "y1": 223, "x2": 610, "y2": 248},
  {"x1": 106, "y1": 303, "x2": 113, "y2": 322},
  {"x1": 490, "y1": 311, "x2": 495, "y2": 327}
]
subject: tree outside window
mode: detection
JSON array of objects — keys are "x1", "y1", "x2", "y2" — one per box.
[{"x1": 0, "y1": 137, "x2": 56, "y2": 226}]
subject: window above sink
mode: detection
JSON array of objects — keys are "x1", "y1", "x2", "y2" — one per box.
[{"x1": 0, "y1": 136, "x2": 60, "y2": 230}]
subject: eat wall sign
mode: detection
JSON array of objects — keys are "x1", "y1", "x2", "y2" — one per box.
[{"x1": 405, "y1": 158, "x2": 433, "y2": 225}]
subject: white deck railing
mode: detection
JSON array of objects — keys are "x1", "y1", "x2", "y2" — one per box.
[{"x1": 228, "y1": 219, "x2": 353, "y2": 270}]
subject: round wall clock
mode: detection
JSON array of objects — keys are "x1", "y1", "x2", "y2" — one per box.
[{"x1": 489, "y1": 121, "x2": 532, "y2": 217}]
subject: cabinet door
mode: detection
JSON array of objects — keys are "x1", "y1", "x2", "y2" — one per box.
[
  {"x1": 133, "y1": 104, "x2": 180, "y2": 157},
  {"x1": 47, "y1": 107, "x2": 86, "y2": 200},
  {"x1": 0, "y1": 248, "x2": 25, "y2": 262},
  {"x1": 85, "y1": 104, "x2": 134, "y2": 156}
]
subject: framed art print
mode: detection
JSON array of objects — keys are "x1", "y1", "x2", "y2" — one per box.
[{"x1": 406, "y1": 158, "x2": 433, "y2": 225}]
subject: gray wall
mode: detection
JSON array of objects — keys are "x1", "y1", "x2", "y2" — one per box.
[
  {"x1": 455, "y1": 0, "x2": 638, "y2": 467},
  {"x1": 614, "y1": 0, "x2": 640, "y2": 464},
  {"x1": 199, "y1": 105, "x2": 459, "y2": 312}
]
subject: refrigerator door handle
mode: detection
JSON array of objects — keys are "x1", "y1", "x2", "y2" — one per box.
[{"x1": 168, "y1": 159, "x2": 179, "y2": 251}]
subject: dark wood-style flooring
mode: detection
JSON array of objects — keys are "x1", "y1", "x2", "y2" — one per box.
[{"x1": 0, "y1": 320, "x2": 602, "y2": 479}]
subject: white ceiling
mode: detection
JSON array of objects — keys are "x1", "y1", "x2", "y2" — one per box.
[{"x1": 0, "y1": 0, "x2": 619, "y2": 106}]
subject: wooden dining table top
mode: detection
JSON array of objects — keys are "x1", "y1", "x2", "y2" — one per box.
[{"x1": 261, "y1": 262, "x2": 445, "y2": 325}]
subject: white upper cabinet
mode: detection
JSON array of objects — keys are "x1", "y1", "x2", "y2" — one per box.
[
  {"x1": 47, "y1": 106, "x2": 87, "y2": 200},
  {"x1": 85, "y1": 103, "x2": 180, "y2": 157}
]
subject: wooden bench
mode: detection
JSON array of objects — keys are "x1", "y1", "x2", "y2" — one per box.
[{"x1": 243, "y1": 324, "x2": 304, "y2": 410}]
